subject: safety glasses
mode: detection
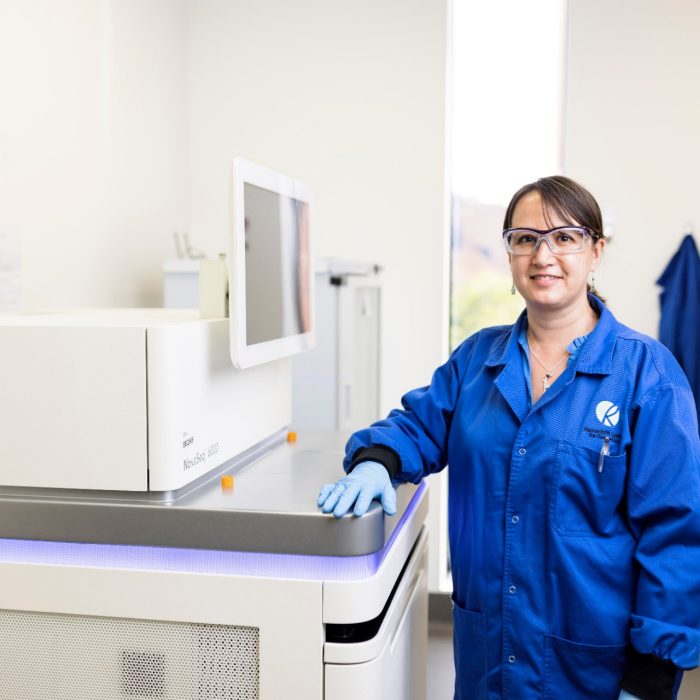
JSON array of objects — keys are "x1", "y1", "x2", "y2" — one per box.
[{"x1": 502, "y1": 226, "x2": 594, "y2": 255}]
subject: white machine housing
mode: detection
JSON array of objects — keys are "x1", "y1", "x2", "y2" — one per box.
[
  {"x1": 0, "y1": 309, "x2": 290, "y2": 492},
  {"x1": 0, "y1": 490, "x2": 429, "y2": 699}
]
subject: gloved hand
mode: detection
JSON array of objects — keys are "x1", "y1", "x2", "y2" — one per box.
[
  {"x1": 618, "y1": 691, "x2": 643, "y2": 700},
  {"x1": 317, "y1": 461, "x2": 397, "y2": 518}
]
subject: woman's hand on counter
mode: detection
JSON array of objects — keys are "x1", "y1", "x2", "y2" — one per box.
[{"x1": 317, "y1": 461, "x2": 396, "y2": 518}]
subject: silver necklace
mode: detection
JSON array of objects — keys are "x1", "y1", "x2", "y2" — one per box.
[{"x1": 528, "y1": 337, "x2": 569, "y2": 393}]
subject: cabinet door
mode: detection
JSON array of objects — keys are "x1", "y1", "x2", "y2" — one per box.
[
  {"x1": 338, "y1": 283, "x2": 381, "y2": 432},
  {"x1": 324, "y1": 534, "x2": 428, "y2": 700}
]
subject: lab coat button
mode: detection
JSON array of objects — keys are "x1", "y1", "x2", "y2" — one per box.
[
  {"x1": 509, "y1": 585, "x2": 517, "y2": 594},
  {"x1": 508, "y1": 655, "x2": 516, "y2": 664},
  {"x1": 518, "y1": 447, "x2": 526, "y2": 456},
  {"x1": 511, "y1": 515, "x2": 519, "y2": 524}
]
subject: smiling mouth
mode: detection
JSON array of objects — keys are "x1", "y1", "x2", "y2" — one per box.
[{"x1": 530, "y1": 274, "x2": 562, "y2": 280}]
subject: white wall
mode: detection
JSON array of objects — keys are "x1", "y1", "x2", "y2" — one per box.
[
  {"x1": 185, "y1": 0, "x2": 450, "y2": 412},
  {"x1": 0, "y1": 0, "x2": 449, "y2": 413},
  {"x1": 0, "y1": 0, "x2": 188, "y2": 309},
  {"x1": 565, "y1": 0, "x2": 700, "y2": 337}
]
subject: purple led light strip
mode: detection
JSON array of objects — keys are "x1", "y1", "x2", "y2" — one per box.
[{"x1": 0, "y1": 482, "x2": 425, "y2": 582}]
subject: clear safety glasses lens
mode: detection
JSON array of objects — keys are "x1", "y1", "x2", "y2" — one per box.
[{"x1": 503, "y1": 227, "x2": 591, "y2": 255}]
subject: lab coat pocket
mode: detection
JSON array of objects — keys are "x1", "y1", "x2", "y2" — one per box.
[
  {"x1": 451, "y1": 599, "x2": 487, "y2": 700},
  {"x1": 543, "y1": 634, "x2": 627, "y2": 700},
  {"x1": 552, "y1": 440, "x2": 628, "y2": 536}
]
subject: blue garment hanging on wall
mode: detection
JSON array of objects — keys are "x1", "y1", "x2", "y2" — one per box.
[{"x1": 657, "y1": 234, "x2": 700, "y2": 422}]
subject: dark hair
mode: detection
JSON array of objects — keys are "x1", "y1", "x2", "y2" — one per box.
[{"x1": 503, "y1": 175, "x2": 606, "y2": 301}]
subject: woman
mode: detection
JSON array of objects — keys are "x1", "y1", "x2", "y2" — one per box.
[{"x1": 318, "y1": 176, "x2": 700, "y2": 700}]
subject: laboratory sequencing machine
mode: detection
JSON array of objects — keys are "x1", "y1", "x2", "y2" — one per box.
[{"x1": 0, "y1": 159, "x2": 429, "y2": 700}]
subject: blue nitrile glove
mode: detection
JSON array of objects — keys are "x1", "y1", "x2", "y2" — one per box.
[
  {"x1": 618, "y1": 691, "x2": 643, "y2": 700},
  {"x1": 317, "y1": 461, "x2": 397, "y2": 518}
]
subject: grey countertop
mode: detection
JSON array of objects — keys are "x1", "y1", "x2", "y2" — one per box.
[{"x1": 0, "y1": 431, "x2": 419, "y2": 556}]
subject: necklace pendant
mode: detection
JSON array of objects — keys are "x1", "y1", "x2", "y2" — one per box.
[{"x1": 542, "y1": 375, "x2": 551, "y2": 392}]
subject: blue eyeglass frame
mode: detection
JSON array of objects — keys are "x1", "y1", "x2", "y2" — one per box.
[{"x1": 502, "y1": 226, "x2": 597, "y2": 255}]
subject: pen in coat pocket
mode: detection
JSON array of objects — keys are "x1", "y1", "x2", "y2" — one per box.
[{"x1": 598, "y1": 437, "x2": 610, "y2": 473}]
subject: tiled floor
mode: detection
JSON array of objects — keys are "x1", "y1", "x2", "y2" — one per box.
[{"x1": 427, "y1": 616, "x2": 700, "y2": 699}]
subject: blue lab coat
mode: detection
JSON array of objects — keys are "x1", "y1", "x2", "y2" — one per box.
[
  {"x1": 345, "y1": 296, "x2": 700, "y2": 699},
  {"x1": 657, "y1": 234, "x2": 700, "y2": 421}
]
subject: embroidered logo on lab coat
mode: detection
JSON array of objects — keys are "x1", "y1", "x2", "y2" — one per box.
[{"x1": 596, "y1": 401, "x2": 620, "y2": 427}]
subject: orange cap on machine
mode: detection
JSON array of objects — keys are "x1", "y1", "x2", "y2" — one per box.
[
  {"x1": 287, "y1": 431, "x2": 297, "y2": 443},
  {"x1": 221, "y1": 474, "x2": 234, "y2": 490}
]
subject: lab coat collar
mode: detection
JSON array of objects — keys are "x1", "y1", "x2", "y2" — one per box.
[
  {"x1": 574, "y1": 295, "x2": 617, "y2": 375},
  {"x1": 483, "y1": 313, "x2": 526, "y2": 369},
  {"x1": 484, "y1": 294, "x2": 616, "y2": 377}
]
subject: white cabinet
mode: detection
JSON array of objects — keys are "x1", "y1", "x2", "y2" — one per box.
[
  {"x1": 162, "y1": 259, "x2": 199, "y2": 309},
  {"x1": 325, "y1": 533, "x2": 428, "y2": 700},
  {"x1": 292, "y1": 261, "x2": 382, "y2": 433},
  {"x1": 0, "y1": 486, "x2": 429, "y2": 699}
]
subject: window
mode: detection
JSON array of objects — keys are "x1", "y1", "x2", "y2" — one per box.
[{"x1": 450, "y1": 0, "x2": 567, "y2": 348}]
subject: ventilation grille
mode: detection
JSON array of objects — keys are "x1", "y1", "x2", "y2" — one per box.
[{"x1": 0, "y1": 609, "x2": 259, "y2": 699}]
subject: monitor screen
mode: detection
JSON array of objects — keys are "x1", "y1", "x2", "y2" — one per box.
[
  {"x1": 243, "y1": 183, "x2": 311, "y2": 345},
  {"x1": 229, "y1": 159, "x2": 314, "y2": 369}
]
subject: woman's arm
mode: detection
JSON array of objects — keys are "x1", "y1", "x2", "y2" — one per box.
[
  {"x1": 622, "y1": 382, "x2": 700, "y2": 698},
  {"x1": 343, "y1": 335, "x2": 476, "y2": 484}
]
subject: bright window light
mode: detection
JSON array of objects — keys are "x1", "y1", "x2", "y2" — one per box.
[{"x1": 450, "y1": 0, "x2": 567, "y2": 348}]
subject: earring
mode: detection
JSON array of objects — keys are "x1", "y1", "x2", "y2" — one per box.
[
  {"x1": 511, "y1": 282, "x2": 516, "y2": 295},
  {"x1": 589, "y1": 273, "x2": 596, "y2": 294}
]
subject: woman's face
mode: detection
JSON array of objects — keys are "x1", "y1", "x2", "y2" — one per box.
[{"x1": 509, "y1": 191, "x2": 604, "y2": 310}]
